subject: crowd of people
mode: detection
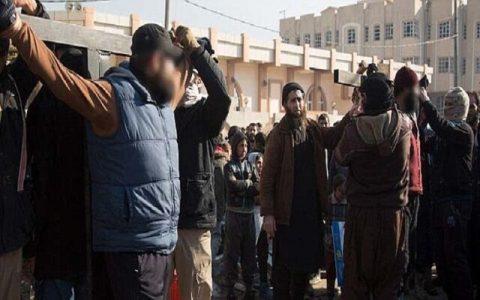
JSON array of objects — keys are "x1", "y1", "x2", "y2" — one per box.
[{"x1": 0, "y1": 0, "x2": 479, "y2": 299}]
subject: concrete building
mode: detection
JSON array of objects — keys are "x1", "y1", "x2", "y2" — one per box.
[
  {"x1": 47, "y1": 6, "x2": 432, "y2": 127},
  {"x1": 280, "y1": 0, "x2": 480, "y2": 107}
]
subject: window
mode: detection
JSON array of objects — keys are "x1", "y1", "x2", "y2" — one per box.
[
  {"x1": 439, "y1": 20, "x2": 451, "y2": 38},
  {"x1": 402, "y1": 57, "x2": 420, "y2": 65},
  {"x1": 385, "y1": 23, "x2": 394, "y2": 40},
  {"x1": 335, "y1": 30, "x2": 339, "y2": 44},
  {"x1": 314, "y1": 33, "x2": 322, "y2": 48},
  {"x1": 374, "y1": 25, "x2": 381, "y2": 41},
  {"x1": 296, "y1": 37, "x2": 300, "y2": 46},
  {"x1": 438, "y1": 57, "x2": 453, "y2": 73},
  {"x1": 462, "y1": 58, "x2": 466, "y2": 75},
  {"x1": 476, "y1": 57, "x2": 480, "y2": 74},
  {"x1": 425, "y1": 58, "x2": 431, "y2": 66},
  {"x1": 463, "y1": 24, "x2": 467, "y2": 40},
  {"x1": 347, "y1": 29, "x2": 356, "y2": 44},
  {"x1": 282, "y1": 37, "x2": 289, "y2": 44},
  {"x1": 477, "y1": 22, "x2": 480, "y2": 39},
  {"x1": 326, "y1": 31, "x2": 332, "y2": 46},
  {"x1": 304, "y1": 34, "x2": 311, "y2": 45},
  {"x1": 427, "y1": 24, "x2": 431, "y2": 40},
  {"x1": 403, "y1": 21, "x2": 417, "y2": 38},
  {"x1": 364, "y1": 26, "x2": 369, "y2": 42}
]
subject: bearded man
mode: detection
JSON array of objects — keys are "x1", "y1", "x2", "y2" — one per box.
[
  {"x1": 419, "y1": 87, "x2": 474, "y2": 300},
  {"x1": 260, "y1": 82, "x2": 352, "y2": 299}
]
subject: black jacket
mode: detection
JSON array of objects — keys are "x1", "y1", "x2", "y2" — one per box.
[
  {"x1": 224, "y1": 158, "x2": 260, "y2": 212},
  {"x1": 422, "y1": 100, "x2": 474, "y2": 198},
  {"x1": 175, "y1": 47, "x2": 231, "y2": 229},
  {"x1": 0, "y1": 2, "x2": 49, "y2": 255}
]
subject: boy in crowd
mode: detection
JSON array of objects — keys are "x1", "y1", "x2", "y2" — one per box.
[
  {"x1": 223, "y1": 132, "x2": 260, "y2": 299},
  {"x1": 324, "y1": 174, "x2": 347, "y2": 300}
]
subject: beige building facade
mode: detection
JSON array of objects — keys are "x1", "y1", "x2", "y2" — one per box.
[
  {"x1": 280, "y1": 0, "x2": 480, "y2": 106},
  {"x1": 46, "y1": 6, "x2": 432, "y2": 126}
]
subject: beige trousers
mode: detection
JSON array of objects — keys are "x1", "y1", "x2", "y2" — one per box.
[
  {"x1": 0, "y1": 248, "x2": 22, "y2": 300},
  {"x1": 174, "y1": 229, "x2": 212, "y2": 300}
]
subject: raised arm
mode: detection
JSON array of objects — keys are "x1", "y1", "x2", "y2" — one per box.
[
  {"x1": 1, "y1": 9, "x2": 117, "y2": 136},
  {"x1": 317, "y1": 112, "x2": 352, "y2": 150},
  {"x1": 175, "y1": 26, "x2": 231, "y2": 137},
  {"x1": 420, "y1": 89, "x2": 470, "y2": 145}
]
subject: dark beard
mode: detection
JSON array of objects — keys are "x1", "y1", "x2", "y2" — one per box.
[
  {"x1": 130, "y1": 63, "x2": 173, "y2": 105},
  {"x1": 401, "y1": 91, "x2": 420, "y2": 115},
  {"x1": 285, "y1": 106, "x2": 307, "y2": 129}
]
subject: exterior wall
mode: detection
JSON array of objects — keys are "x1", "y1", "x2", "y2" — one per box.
[
  {"x1": 280, "y1": 0, "x2": 480, "y2": 96},
  {"x1": 48, "y1": 7, "x2": 431, "y2": 122}
]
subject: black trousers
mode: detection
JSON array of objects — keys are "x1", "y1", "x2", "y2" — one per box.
[
  {"x1": 272, "y1": 227, "x2": 312, "y2": 300},
  {"x1": 432, "y1": 197, "x2": 473, "y2": 300},
  {"x1": 257, "y1": 229, "x2": 269, "y2": 284},
  {"x1": 223, "y1": 211, "x2": 256, "y2": 290},
  {"x1": 104, "y1": 252, "x2": 173, "y2": 300},
  {"x1": 415, "y1": 194, "x2": 434, "y2": 273}
]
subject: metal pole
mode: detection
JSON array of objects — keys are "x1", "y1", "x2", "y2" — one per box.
[
  {"x1": 164, "y1": 0, "x2": 170, "y2": 29},
  {"x1": 453, "y1": 0, "x2": 459, "y2": 86}
]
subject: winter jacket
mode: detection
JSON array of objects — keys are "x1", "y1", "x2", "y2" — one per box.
[
  {"x1": 260, "y1": 114, "x2": 350, "y2": 225},
  {"x1": 422, "y1": 100, "x2": 474, "y2": 198},
  {"x1": 225, "y1": 133, "x2": 259, "y2": 213},
  {"x1": 87, "y1": 62, "x2": 180, "y2": 253},
  {"x1": 213, "y1": 151, "x2": 228, "y2": 221},
  {"x1": 335, "y1": 107, "x2": 412, "y2": 208},
  {"x1": 175, "y1": 47, "x2": 231, "y2": 230},
  {"x1": 0, "y1": 2, "x2": 49, "y2": 255}
]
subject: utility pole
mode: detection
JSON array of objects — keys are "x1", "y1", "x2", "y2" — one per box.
[
  {"x1": 164, "y1": 0, "x2": 170, "y2": 29},
  {"x1": 453, "y1": 0, "x2": 459, "y2": 86}
]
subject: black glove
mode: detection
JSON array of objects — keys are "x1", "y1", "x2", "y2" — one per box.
[{"x1": 0, "y1": 0, "x2": 16, "y2": 31}]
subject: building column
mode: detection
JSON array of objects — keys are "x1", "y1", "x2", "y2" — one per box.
[
  {"x1": 83, "y1": 7, "x2": 95, "y2": 28},
  {"x1": 258, "y1": 64, "x2": 268, "y2": 113},
  {"x1": 287, "y1": 68, "x2": 295, "y2": 83},
  {"x1": 130, "y1": 13, "x2": 141, "y2": 35},
  {"x1": 242, "y1": 33, "x2": 250, "y2": 63},
  {"x1": 313, "y1": 70, "x2": 322, "y2": 111},
  {"x1": 226, "y1": 60, "x2": 236, "y2": 96}
]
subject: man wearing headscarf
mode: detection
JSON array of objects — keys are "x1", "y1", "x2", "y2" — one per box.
[
  {"x1": 261, "y1": 82, "x2": 352, "y2": 298},
  {"x1": 393, "y1": 66, "x2": 423, "y2": 294},
  {"x1": 419, "y1": 87, "x2": 474, "y2": 299},
  {"x1": 335, "y1": 73, "x2": 412, "y2": 299}
]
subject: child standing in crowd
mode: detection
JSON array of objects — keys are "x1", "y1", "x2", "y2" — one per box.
[
  {"x1": 324, "y1": 174, "x2": 347, "y2": 300},
  {"x1": 223, "y1": 132, "x2": 260, "y2": 299}
]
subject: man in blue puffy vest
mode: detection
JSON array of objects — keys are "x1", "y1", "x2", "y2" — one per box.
[{"x1": 0, "y1": 1, "x2": 192, "y2": 298}]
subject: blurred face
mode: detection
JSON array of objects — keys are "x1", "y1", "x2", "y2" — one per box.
[
  {"x1": 285, "y1": 90, "x2": 305, "y2": 117},
  {"x1": 255, "y1": 156, "x2": 264, "y2": 174},
  {"x1": 144, "y1": 51, "x2": 177, "y2": 102},
  {"x1": 236, "y1": 139, "x2": 248, "y2": 160},
  {"x1": 398, "y1": 86, "x2": 420, "y2": 114}
]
